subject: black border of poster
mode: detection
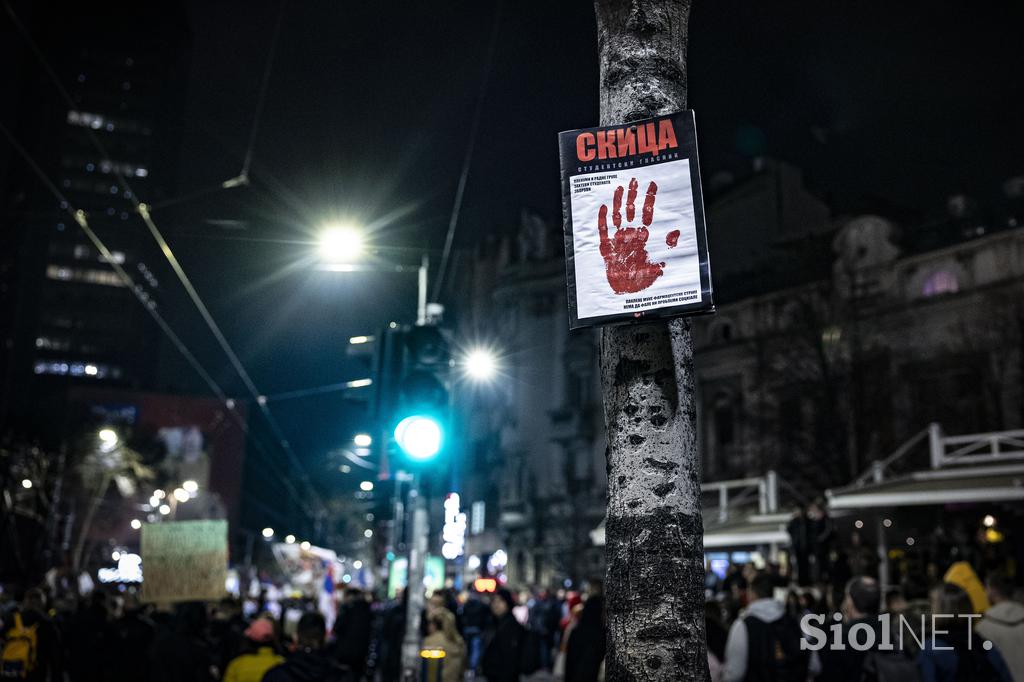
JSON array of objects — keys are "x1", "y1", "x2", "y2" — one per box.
[{"x1": 559, "y1": 110, "x2": 715, "y2": 330}]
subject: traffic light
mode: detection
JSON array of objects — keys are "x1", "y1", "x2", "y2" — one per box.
[{"x1": 375, "y1": 324, "x2": 451, "y2": 467}]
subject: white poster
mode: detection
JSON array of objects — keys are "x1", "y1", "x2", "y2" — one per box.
[{"x1": 559, "y1": 111, "x2": 713, "y2": 328}]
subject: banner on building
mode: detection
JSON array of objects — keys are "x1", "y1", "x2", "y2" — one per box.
[
  {"x1": 559, "y1": 110, "x2": 714, "y2": 328},
  {"x1": 140, "y1": 520, "x2": 228, "y2": 603}
]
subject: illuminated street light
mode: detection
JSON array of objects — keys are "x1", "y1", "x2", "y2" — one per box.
[
  {"x1": 154, "y1": 489, "x2": 166, "y2": 499},
  {"x1": 158, "y1": 504, "x2": 171, "y2": 515},
  {"x1": 21, "y1": 479, "x2": 32, "y2": 489},
  {"x1": 464, "y1": 348, "x2": 499, "y2": 381},
  {"x1": 285, "y1": 534, "x2": 296, "y2": 544},
  {"x1": 354, "y1": 433, "x2": 372, "y2": 448},
  {"x1": 359, "y1": 480, "x2": 374, "y2": 492},
  {"x1": 983, "y1": 514, "x2": 996, "y2": 527},
  {"x1": 98, "y1": 427, "x2": 119, "y2": 451},
  {"x1": 363, "y1": 529, "x2": 373, "y2": 539},
  {"x1": 130, "y1": 519, "x2": 142, "y2": 530},
  {"x1": 149, "y1": 495, "x2": 160, "y2": 507},
  {"x1": 172, "y1": 488, "x2": 189, "y2": 503},
  {"x1": 349, "y1": 335, "x2": 373, "y2": 345},
  {"x1": 261, "y1": 527, "x2": 275, "y2": 539},
  {"x1": 353, "y1": 560, "x2": 363, "y2": 569},
  {"x1": 318, "y1": 226, "x2": 364, "y2": 264},
  {"x1": 300, "y1": 540, "x2": 311, "y2": 551},
  {"x1": 182, "y1": 480, "x2": 198, "y2": 494}
]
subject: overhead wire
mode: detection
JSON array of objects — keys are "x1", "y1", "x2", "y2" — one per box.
[
  {"x1": 3, "y1": 2, "x2": 326, "y2": 521},
  {"x1": 430, "y1": 0, "x2": 502, "y2": 302}
]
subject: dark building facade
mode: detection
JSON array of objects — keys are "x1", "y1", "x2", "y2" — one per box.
[{"x1": 1, "y1": 2, "x2": 190, "y2": 442}]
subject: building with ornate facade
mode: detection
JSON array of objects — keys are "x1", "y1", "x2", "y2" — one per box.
[{"x1": 453, "y1": 161, "x2": 1024, "y2": 587}]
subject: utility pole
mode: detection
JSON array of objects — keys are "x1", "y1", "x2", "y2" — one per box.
[{"x1": 593, "y1": 1, "x2": 708, "y2": 680}]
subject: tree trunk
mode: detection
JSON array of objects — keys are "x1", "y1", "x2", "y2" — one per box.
[{"x1": 594, "y1": 1, "x2": 708, "y2": 680}]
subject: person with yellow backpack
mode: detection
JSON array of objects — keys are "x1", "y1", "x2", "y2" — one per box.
[{"x1": 1, "y1": 588, "x2": 62, "y2": 682}]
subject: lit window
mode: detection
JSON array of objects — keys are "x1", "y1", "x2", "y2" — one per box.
[
  {"x1": 471, "y1": 501, "x2": 486, "y2": 535},
  {"x1": 922, "y1": 270, "x2": 959, "y2": 297}
]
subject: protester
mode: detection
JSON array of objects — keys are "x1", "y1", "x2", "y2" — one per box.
[
  {"x1": 480, "y1": 588, "x2": 524, "y2": 682},
  {"x1": 0, "y1": 588, "x2": 63, "y2": 682},
  {"x1": 107, "y1": 593, "x2": 154, "y2": 682},
  {"x1": 723, "y1": 572, "x2": 807, "y2": 682},
  {"x1": 421, "y1": 608, "x2": 466, "y2": 682},
  {"x1": 917, "y1": 582, "x2": 1010, "y2": 682},
  {"x1": 563, "y1": 595, "x2": 605, "y2": 682},
  {"x1": 263, "y1": 612, "x2": 349, "y2": 682},
  {"x1": 975, "y1": 572, "x2": 1024, "y2": 682},
  {"x1": 148, "y1": 601, "x2": 217, "y2": 682},
  {"x1": 331, "y1": 588, "x2": 371, "y2": 679},
  {"x1": 221, "y1": 617, "x2": 283, "y2": 682},
  {"x1": 458, "y1": 590, "x2": 491, "y2": 672},
  {"x1": 527, "y1": 588, "x2": 560, "y2": 671},
  {"x1": 818, "y1": 576, "x2": 887, "y2": 682},
  {"x1": 376, "y1": 590, "x2": 406, "y2": 682}
]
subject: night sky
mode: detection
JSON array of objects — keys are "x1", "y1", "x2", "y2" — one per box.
[{"x1": 142, "y1": 0, "x2": 1023, "y2": 499}]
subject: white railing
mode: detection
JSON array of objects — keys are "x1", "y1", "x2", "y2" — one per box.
[
  {"x1": 702, "y1": 470, "x2": 778, "y2": 523},
  {"x1": 929, "y1": 423, "x2": 1024, "y2": 469}
]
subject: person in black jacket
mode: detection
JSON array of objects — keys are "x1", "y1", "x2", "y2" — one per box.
[
  {"x1": 480, "y1": 589, "x2": 524, "y2": 682},
  {"x1": 148, "y1": 601, "x2": 216, "y2": 682},
  {"x1": 564, "y1": 596, "x2": 606, "y2": 682},
  {"x1": 331, "y1": 588, "x2": 371, "y2": 678},
  {"x1": 264, "y1": 612, "x2": 350, "y2": 682}
]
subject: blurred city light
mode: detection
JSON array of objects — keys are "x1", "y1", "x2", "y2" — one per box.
[
  {"x1": 300, "y1": 541, "x2": 311, "y2": 550},
  {"x1": 349, "y1": 335, "x2": 373, "y2": 345},
  {"x1": 346, "y1": 378, "x2": 373, "y2": 388},
  {"x1": 285, "y1": 534, "x2": 296, "y2": 544},
  {"x1": 359, "y1": 480, "x2": 374, "y2": 492},
  {"x1": 158, "y1": 504, "x2": 171, "y2": 515},
  {"x1": 363, "y1": 529, "x2": 373, "y2": 538},
  {"x1": 353, "y1": 433, "x2": 372, "y2": 447},
  {"x1": 172, "y1": 488, "x2": 189, "y2": 503},
  {"x1": 153, "y1": 489, "x2": 166, "y2": 499},
  {"x1": 261, "y1": 527, "x2": 274, "y2": 538},
  {"x1": 182, "y1": 480, "x2": 198, "y2": 494},
  {"x1": 130, "y1": 519, "x2": 142, "y2": 530},
  {"x1": 353, "y1": 560, "x2": 363, "y2": 569},
  {"x1": 318, "y1": 226, "x2": 364, "y2": 264},
  {"x1": 983, "y1": 514, "x2": 996, "y2": 527},
  {"x1": 98, "y1": 428, "x2": 119, "y2": 451},
  {"x1": 21, "y1": 479, "x2": 32, "y2": 489}
]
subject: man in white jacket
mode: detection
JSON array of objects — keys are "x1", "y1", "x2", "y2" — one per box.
[
  {"x1": 723, "y1": 573, "x2": 808, "y2": 682},
  {"x1": 977, "y1": 571, "x2": 1024, "y2": 682}
]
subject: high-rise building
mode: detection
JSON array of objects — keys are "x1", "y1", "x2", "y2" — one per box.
[{"x1": 0, "y1": 2, "x2": 189, "y2": 441}]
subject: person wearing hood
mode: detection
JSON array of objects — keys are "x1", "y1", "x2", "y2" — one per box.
[
  {"x1": 723, "y1": 573, "x2": 808, "y2": 682},
  {"x1": 222, "y1": 618, "x2": 283, "y2": 682},
  {"x1": 480, "y1": 589, "x2": 525, "y2": 682},
  {"x1": 262, "y1": 612, "x2": 350, "y2": 682},
  {"x1": 976, "y1": 571, "x2": 1024, "y2": 682}
]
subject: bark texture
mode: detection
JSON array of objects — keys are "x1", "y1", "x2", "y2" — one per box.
[{"x1": 594, "y1": 1, "x2": 707, "y2": 680}]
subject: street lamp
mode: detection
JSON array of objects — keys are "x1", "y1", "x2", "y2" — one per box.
[
  {"x1": 353, "y1": 433, "x2": 373, "y2": 448},
  {"x1": 285, "y1": 534, "x2": 296, "y2": 544},
  {"x1": 300, "y1": 540, "x2": 311, "y2": 551},
  {"x1": 172, "y1": 488, "x2": 189, "y2": 503},
  {"x1": 130, "y1": 519, "x2": 142, "y2": 530},
  {"x1": 318, "y1": 225, "x2": 364, "y2": 265},
  {"x1": 261, "y1": 527, "x2": 275, "y2": 539},
  {"x1": 158, "y1": 504, "x2": 171, "y2": 515},
  {"x1": 359, "y1": 480, "x2": 374, "y2": 492},
  {"x1": 98, "y1": 427, "x2": 119, "y2": 452},
  {"x1": 21, "y1": 479, "x2": 32, "y2": 489},
  {"x1": 182, "y1": 480, "x2": 199, "y2": 494},
  {"x1": 463, "y1": 348, "x2": 499, "y2": 381}
]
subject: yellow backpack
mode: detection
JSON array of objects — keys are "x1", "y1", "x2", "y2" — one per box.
[{"x1": 1, "y1": 612, "x2": 38, "y2": 679}]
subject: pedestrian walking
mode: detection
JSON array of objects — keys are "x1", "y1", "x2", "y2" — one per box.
[{"x1": 222, "y1": 618, "x2": 283, "y2": 682}]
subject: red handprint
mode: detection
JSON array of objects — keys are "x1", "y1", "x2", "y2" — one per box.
[{"x1": 597, "y1": 178, "x2": 674, "y2": 294}]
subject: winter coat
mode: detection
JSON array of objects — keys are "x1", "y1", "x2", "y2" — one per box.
[
  {"x1": 564, "y1": 598, "x2": 605, "y2": 682},
  {"x1": 222, "y1": 646, "x2": 284, "y2": 682},
  {"x1": 723, "y1": 598, "x2": 784, "y2": 682},
  {"x1": 480, "y1": 612, "x2": 524, "y2": 682},
  {"x1": 262, "y1": 648, "x2": 350, "y2": 682},
  {"x1": 332, "y1": 600, "x2": 372, "y2": 672},
  {"x1": 976, "y1": 601, "x2": 1024, "y2": 682}
]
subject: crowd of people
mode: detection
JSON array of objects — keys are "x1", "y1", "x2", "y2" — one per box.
[
  {"x1": 4, "y1": 544, "x2": 1024, "y2": 681},
  {"x1": 704, "y1": 560, "x2": 1024, "y2": 681},
  {"x1": 0, "y1": 582, "x2": 608, "y2": 682}
]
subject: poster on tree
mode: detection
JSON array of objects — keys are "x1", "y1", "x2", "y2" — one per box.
[{"x1": 558, "y1": 110, "x2": 714, "y2": 329}]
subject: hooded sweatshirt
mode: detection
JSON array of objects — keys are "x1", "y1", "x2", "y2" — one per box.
[
  {"x1": 261, "y1": 649, "x2": 349, "y2": 682},
  {"x1": 723, "y1": 598, "x2": 786, "y2": 682},
  {"x1": 977, "y1": 600, "x2": 1024, "y2": 682}
]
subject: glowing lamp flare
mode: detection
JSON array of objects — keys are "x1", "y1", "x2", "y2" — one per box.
[
  {"x1": 464, "y1": 348, "x2": 499, "y2": 381},
  {"x1": 261, "y1": 527, "x2": 274, "y2": 539},
  {"x1": 318, "y1": 226, "x2": 364, "y2": 264}
]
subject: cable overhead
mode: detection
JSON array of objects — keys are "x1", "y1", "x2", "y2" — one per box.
[
  {"x1": 431, "y1": 0, "x2": 502, "y2": 302},
  {"x1": 240, "y1": 0, "x2": 288, "y2": 182},
  {"x1": 0, "y1": 121, "x2": 317, "y2": 522},
  {"x1": 5, "y1": 4, "x2": 325, "y2": 518}
]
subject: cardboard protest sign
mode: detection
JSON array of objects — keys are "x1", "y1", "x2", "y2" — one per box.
[
  {"x1": 140, "y1": 519, "x2": 227, "y2": 603},
  {"x1": 559, "y1": 111, "x2": 714, "y2": 328}
]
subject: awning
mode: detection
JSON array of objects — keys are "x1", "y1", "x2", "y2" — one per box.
[
  {"x1": 589, "y1": 514, "x2": 790, "y2": 549},
  {"x1": 827, "y1": 465, "x2": 1024, "y2": 510}
]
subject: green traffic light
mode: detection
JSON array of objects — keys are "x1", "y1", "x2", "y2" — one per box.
[{"x1": 394, "y1": 414, "x2": 443, "y2": 460}]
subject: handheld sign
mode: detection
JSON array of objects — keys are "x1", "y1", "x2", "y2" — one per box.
[
  {"x1": 140, "y1": 519, "x2": 228, "y2": 603},
  {"x1": 559, "y1": 111, "x2": 714, "y2": 328}
]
